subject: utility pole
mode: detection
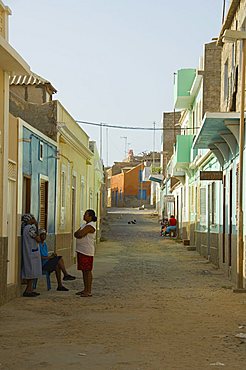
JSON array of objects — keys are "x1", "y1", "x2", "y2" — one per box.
[
  {"x1": 120, "y1": 136, "x2": 128, "y2": 159},
  {"x1": 222, "y1": 0, "x2": 226, "y2": 24},
  {"x1": 100, "y1": 123, "x2": 103, "y2": 160},
  {"x1": 106, "y1": 128, "x2": 109, "y2": 167},
  {"x1": 153, "y1": 121, "x2": 156, "y2": 167}
]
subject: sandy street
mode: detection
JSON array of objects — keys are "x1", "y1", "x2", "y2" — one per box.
[{"x1": 1, "y1": 209, "x2": 246, "y2": 370}]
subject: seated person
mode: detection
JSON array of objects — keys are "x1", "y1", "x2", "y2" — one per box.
[
  {"x1": 164, "y1": 215, "x2": 177, "y2": 236},
  {"x1": 39, "y1": 229, "x2": 76, "y2": 291},
  {"x1": 160, "y1": 217, "x2": 169, "y2": 236}
]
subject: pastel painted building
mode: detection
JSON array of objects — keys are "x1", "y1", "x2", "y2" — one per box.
[
  {"x1": 0, "y1": 1, "x2": 31, "y2": 305},
  {"x1": 162, "y1": 41, "x2": 222, "y2": 261},
  {"x1": 9, "y1": 74, "x2": 104, "y2": 266},
  {"x1": 55, "y1": 101, "x2": 94, "y2": 265},
  {"x1": 18, "y1": 118, "x2": 57, "y2": 245},
  {"x1": 111, "y1": 163, "x2": 151, "y2": 207},
  {"x1": 160, "y1": 1, "x2": 246, "y2": 287},
  {"x1": 193, "y1": 0, "x2": 246, "y2": 285}
]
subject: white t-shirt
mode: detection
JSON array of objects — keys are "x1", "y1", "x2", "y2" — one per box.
[{"x1": 75, "y1": 221, "x2": 96, "y2": 256}]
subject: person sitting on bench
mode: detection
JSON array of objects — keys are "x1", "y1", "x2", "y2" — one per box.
[
  {"x1": 39, "y1": 229, "x2": 76, "y2": 291},
  {"x1": 164, "y1": 215, "x2": 177, "y2": 236}
]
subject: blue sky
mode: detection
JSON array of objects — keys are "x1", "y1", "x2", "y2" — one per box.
[{"x1": 7, "y1": 0, "x2": 226, "y2": 165}]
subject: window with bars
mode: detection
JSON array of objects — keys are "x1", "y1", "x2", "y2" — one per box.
[{"x1": 39, "y1": 179, "x2": 48, "y2": 230}]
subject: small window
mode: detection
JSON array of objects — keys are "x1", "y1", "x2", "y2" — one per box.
[{"x1": 39, "y1": 142, "x2": 44, "y2": 161}]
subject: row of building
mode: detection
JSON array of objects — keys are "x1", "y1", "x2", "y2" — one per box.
[
  {"x1": 155, "y1": 0, "x2": 246, "y2": 289},
  {"x1": 0, "y1": 2, "x2": 105, "y2": 305},
  {"x1": 106, "y1": 149, "x2": 161, "y2": 209}
]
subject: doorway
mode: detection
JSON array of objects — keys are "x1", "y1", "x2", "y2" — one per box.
[
  {"x1": 228, "y1": 169, "x2": 233, "y2": 267},
  {"x1": 207, "y1": 184, "x2": 211, "y2": 259},
  {"x1": 222, "y1": 174, "x2": 226, "y2": 263},
  {"x1": 22, "y1": 176, "x2": 31, "y2": 214},
  {"x1": 72, "y1": 176, "x2": 77, "y2": 256}
]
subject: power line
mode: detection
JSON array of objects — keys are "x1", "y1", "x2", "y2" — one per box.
[{"x1": 76, "y1": 120, "x2": 200, "y2": 131}]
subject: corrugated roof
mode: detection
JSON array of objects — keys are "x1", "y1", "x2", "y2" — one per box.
[{"x1": 10, "y1": 72, "x2": 57, "y2": 93}]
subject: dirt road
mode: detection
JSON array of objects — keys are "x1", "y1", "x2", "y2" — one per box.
[{"x1": 0, "y1": 209, "x2": 246, "y2": 370}]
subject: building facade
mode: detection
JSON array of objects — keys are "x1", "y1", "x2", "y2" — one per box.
[
  {"x1": 161, "y1": 1, "x2": 246, "y2": 287},
  {"x1": 111, "y1": 163, "x2": 151, "y2": 208},
  {"x1": 162, "y1": 41, "x2": 222, "y2": 260},
  {"x1": 0, "y1": 1, "x2": 31, "y2": 305}
]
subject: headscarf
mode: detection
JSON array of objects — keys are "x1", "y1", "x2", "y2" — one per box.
[
  {"x1": 21, "y1": 213, "x2": 35, "y2": 224},
  {"x1": 21, "y1": 213, "x2": 35, "y2": 235}
]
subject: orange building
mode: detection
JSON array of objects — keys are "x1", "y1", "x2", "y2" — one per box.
[{"x1": 111, "y1": 163, "x2": 151, "y2": 207}]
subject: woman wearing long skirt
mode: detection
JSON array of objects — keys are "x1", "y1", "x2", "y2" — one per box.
[{"x1": 21, "y1": 214, "x2": 42, "y2": 297}]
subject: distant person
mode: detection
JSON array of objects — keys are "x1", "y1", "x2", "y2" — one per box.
[
  {"x1": 160, "y1": 217, "x2": 169, "y2": 236},
  {"x1": 21, "y1": 214, "x2": 42, "y2": 297},
  {"x1": 164, "y1": 215, "x2": 177, "y2": 236},
  {"x1": 74, "y1": 209, "x2": 97, "y2": 297},
  {"x1": 39, "y1": 229, "x2": 76, "y2": 291}
]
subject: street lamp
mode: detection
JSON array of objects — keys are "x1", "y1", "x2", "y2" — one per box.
[{"x1": 223, "y1": 29, "x2": 246, "y2": 291}]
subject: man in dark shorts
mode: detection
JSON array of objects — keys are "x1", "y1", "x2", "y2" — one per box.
[{"x1": 39, "y1": 230, "x2": 76, "y2": 291}]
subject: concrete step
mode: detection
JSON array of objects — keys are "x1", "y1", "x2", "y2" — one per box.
[{"x1": 186, "y1": 246, "x2": 196, "y2": 251}]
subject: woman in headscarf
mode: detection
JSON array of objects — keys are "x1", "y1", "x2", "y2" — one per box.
[{"x1": 21, "y1": 214, "x2": 42, "y2": 297}]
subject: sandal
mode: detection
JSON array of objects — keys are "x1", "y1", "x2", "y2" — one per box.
[
  {"x1": 23, "y1": 291, "x2": 39, "y2": 297},
  {"x1": 80, "y1": 292, "x2": 92, "y2": 297},
  {"x1": 75, "y1": 291, "x2": 84, "y2": 295}
]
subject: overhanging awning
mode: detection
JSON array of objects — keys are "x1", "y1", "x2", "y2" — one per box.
[
  {"x1": 149, "y1": 174, "x2": 163, "y2": 183},
  {"x1": 192, "y1": 112, "x2": 240, "y2": 166}
]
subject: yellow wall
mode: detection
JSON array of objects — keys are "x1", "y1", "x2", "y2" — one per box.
[
  {"x1": 56, "y1": 102, "x2": 93, "y2": 264},
  {"x1": 0, "y1": 69, "x2": 4, "y2": 237}
]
